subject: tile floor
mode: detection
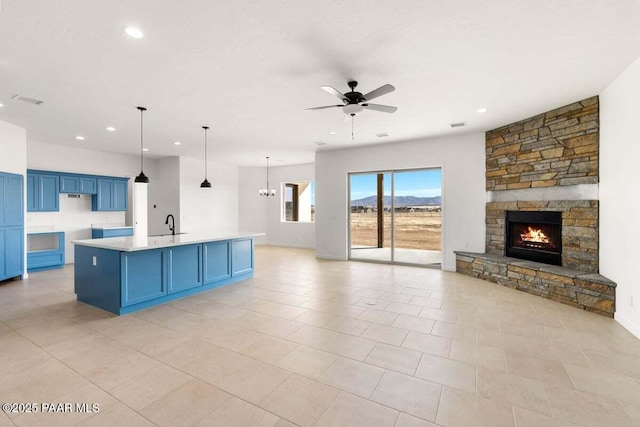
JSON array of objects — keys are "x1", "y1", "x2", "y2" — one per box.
[{"x1": 1, "y1": 246, "x2": 639, "y2": 426}]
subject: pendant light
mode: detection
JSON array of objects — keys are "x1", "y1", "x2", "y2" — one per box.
[
  {"x1": 134, "y1": 106, "x2": 149, "y2": 183},
  {"x1": 259, "y1": 156, "x2": 276, "y2": 196},
  {"x1": 200, "y1": 126, "x2": 212, "y2": 188}
]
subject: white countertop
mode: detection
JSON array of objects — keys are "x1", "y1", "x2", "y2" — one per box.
[
  {"x1": 91, "y1": 224, "x2": 133, "y2": 230},
  {"x1": 72, "y1": 231, "x2": 264, "y2": 252},
  {"x1": 27, "y1": 229, "x2": 64, "y2": 235}
]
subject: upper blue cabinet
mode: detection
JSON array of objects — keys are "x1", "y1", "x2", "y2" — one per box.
[
  {"x1": 27, "y1": 170, "x2": 128, "y2": 212},
  {"x1": 91, "y1": 178, "x2": 128, "y2": 211},
  {"x1": 27, "y1": 171, "x2": 59, "y2": 212},
  {"x1": 59, "y1": 174, "x2": 97, "y2": 194}
]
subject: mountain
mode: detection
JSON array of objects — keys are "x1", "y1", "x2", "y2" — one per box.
[{"x1": 350, "y1": 195, "x2": 441, "y2": 207}]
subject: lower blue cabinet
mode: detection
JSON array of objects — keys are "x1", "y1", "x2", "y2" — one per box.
[
  {"x1": 121, "y1": 249, "x2": 167, "y2": 307},
  {"x1": 203, "y1": 241, "x2": 231, "y2": 284},
  {"x1": 27, "y1": 231, "x2": 64, "y2": 272},
  {"x1": 1, "y1": 227, "x2": 24, "y2": 280},
  {"x1": 232, "y1": 238, "x2": 254, "y2": 276},
  {"x1": 76, "y1": 238, "x2": 254, "y2": 315},
  {"x1": 168, "y1": 244, "x2": 202, "y2": 294}
]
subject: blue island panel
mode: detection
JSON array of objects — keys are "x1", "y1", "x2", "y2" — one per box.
[
  {"x1": 74, "y1": 238, "x2": 254, "y2": 315},
  {"x1": 168, "y1": 244, "x2": 202, "y2": 293},
  {"x1": 203, "y1": 241, "x2": 231, "y2": 284},
  {"x1": 75, "y1": 246, "x2": 122, "y2": 314},
  {"x1": 121, "y1": 249, "x2": 167, "y2": 307},
  {"x1": 232, "y1": 238, "x2": 253, "y2": 276}
]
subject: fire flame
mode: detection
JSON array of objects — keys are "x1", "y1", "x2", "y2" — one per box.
[{"x1": 520, "y1": 227, "x2": 550, "y2": 243}]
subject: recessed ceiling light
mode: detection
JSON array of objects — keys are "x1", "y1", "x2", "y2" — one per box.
[
  {"x1": 174, "y1": 141, "x2": 181, "y2": 145},
  {"x1": 124, "y1": 26, "x2": 144, "y2": 39},
  {"x1": 106, "y1": 126, "x2": 116, "y2": 132},
  {"x1": 142, "y1": 148, "x2": 149, "y2": 152},
  {"x1": 75, "y1": 136, "x2": 85, "y2": 140},
  {"x1": 329, "y1": 131, "x2": 336, "y2": 135},
  {"x1": 0, "y1": 103, "x2": 4, "y2": 107},
  {"x1": 477, "y1": 108, "x2": 488, "y2": 113}
]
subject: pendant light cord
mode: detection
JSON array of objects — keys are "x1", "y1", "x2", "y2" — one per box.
[
  {"x1": 140, "y1": 108, "x2": 144, "y2": 170},
  {"x1": 266, "y1": 156, "x2": 270, "y2": 190},
  {"x1": 203, "y1": 126, "x2": 209, "y2": 179}
]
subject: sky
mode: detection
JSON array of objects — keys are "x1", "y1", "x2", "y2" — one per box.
[{"x1": 349, "y1": 168, "x2": 442, "y2": 201}]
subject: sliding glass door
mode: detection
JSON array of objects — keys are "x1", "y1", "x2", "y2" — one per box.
[
  {"x1": 349, "y1": 172, "x2": 392, "y2": 262},
  {"x1": 349, "y1": 168, "x2": 442, "y2": 267}
]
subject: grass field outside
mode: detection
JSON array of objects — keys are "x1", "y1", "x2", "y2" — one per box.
[{"x1": 350, "y1": 210, "x2": 441, "y2": 250}]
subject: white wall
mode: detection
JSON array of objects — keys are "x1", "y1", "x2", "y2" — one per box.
[
  {"x1": 148, "y1": 157, "x2": 180, "y2": 236},
  {"x1": 238, "y1": 167, "x2": 268, "y2": 245},
  {"x1": 600, "y1": 56, "x2": 640, "y2": 338},
  {"x1": 0, "y1": 120, "x2": 28, "y2": 276},
  {"x1": 238, "y1": 163, "x2": 315, "y2": 248},
  {"x1": 315, "y1": 133, "x2": 485, "y2": 271},
  {"x1": 178, "y1": 157, "x2": 239, "y2": 233},
  {"x1": 26, "y1": 140, "x2": 159, "y2": 262}
]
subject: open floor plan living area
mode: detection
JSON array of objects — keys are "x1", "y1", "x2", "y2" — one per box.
[{"x1": 1, "y1": 1, "x2": 640, "y2": 426}]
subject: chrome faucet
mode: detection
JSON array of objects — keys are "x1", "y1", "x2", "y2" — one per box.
[{"x1": 165, "y1": 214, "x2": 175, "y2": 235}]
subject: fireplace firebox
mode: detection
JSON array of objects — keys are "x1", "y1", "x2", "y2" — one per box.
[{"x1": 505, "y1": 211, "x2": 562, "y2": 266}]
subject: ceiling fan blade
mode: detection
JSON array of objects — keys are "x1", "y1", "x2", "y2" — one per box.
[
  {"x1": 321, "y1": 86, "x2": 348, "y2": 101},
  {"x1": 305, "y1": 105, "x2": 343, "y2": 110},
  {"x1": 362, "y1": 103, "x2": 397, "y2": 113},
  {"x1": 362, "y1": 84, "x2": 395, "y2": 101}
]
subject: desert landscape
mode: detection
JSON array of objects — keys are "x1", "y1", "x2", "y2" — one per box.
[{"x1": 350, "y1": 210, "x2": 441, "y2": 250}]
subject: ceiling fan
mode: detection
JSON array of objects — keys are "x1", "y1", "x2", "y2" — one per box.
[{"x1": 306, "y1": 81, "x2": 397, "y2": 117}]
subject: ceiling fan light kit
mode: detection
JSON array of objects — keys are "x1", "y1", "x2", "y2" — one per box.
[{"x1": 306, "y1": 80, "x2": 397, "y2": 140}]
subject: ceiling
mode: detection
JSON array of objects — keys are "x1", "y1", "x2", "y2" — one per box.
[{"x1": 1, "y1": 1, "x2": 640, "y2": 167}]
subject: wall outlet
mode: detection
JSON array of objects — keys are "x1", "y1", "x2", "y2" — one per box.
[{"x1": 92, "y1": 256, "x2": 97, "y2": 266}]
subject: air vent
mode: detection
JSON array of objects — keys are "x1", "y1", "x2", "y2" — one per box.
[
  {"x1": 315, "y1": 141, "x2": 327, "y2": 146},
  {"x1": 11, "y1": 94, "x2": 44, "y2": 105},
  {"x1": 450, "y1": 121, "x2": 467, "y2": 128},
  {"x1": 375, "y1": 132, "x2": 389, "y2": 138},
  {"x1": 67, "y1": 194, "x2": 82, "y2": 199}
]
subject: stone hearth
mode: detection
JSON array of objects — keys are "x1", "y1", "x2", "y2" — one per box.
[{"x1": 456, "y1": 96, "x2": 615, "y2": 317}]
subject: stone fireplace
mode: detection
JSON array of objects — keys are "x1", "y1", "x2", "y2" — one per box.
[
  {"x1": 455, "y1": 96, "x2": 616, "y2": 317},
  {"x1": 505, "y1": 210, "x2": 562, "y2": 265}
]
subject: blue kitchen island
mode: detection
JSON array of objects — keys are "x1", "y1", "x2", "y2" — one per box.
[{"x1": 73, "y1": 232, "x2": 261, "y2": 315}]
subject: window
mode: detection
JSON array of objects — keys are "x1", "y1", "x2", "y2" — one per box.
[{"x1": 282, "y1": 181, "x2": 314, "y2": 222}]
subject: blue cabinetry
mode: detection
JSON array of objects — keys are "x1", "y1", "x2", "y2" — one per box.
[
  {"x1": 168, "y1": 244, "x2": 202, "y2": 293},
  {"x1": 27, "y1": 172, "x2": 59, "y2": 212},
  {"x1": 121, "y1": 249, "x2": 167, "y2": 306},
  {"x1": 92, "y1": 178, "x2": 128, "y2": 211},
  {"x1": 27, "y1": 232, "x2": 65, "y2": 272},
  {"x1": 27, "y1": 170, "x2": 127, "y2": 212},
  {"x1": 204, "y1": 241, "x2": 231, "y2": 283},
  {"x1": 91, "y1": 227, "x2": 134, "y2": 238},
  {"x1": 75, "y1": 238, "x2": 254, "y2": 314},
  {"x1": 0, "y1": 172, "x2": 24, "y2": 281},
  {"x1": 232, "y1": 238, "x2": 254, "y2": 276},
  {"x1": 59, "y1": 174, "x2": 97, "y2": 194}
]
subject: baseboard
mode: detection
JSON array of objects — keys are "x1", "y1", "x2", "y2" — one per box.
[
  {"x1": 265, "y1": 242, "x2": 315, "y2": 250},
  {"x1": 615, "y1": 313, "x2": 640, "y2": 340},
  {"x1": 315, "y1": 253, "x2": 347, "y2": 261}
]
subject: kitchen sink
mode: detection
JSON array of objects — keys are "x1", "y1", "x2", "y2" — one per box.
[{"x1": 148, "y1": 232, "x2": 188, "y2": 237}]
